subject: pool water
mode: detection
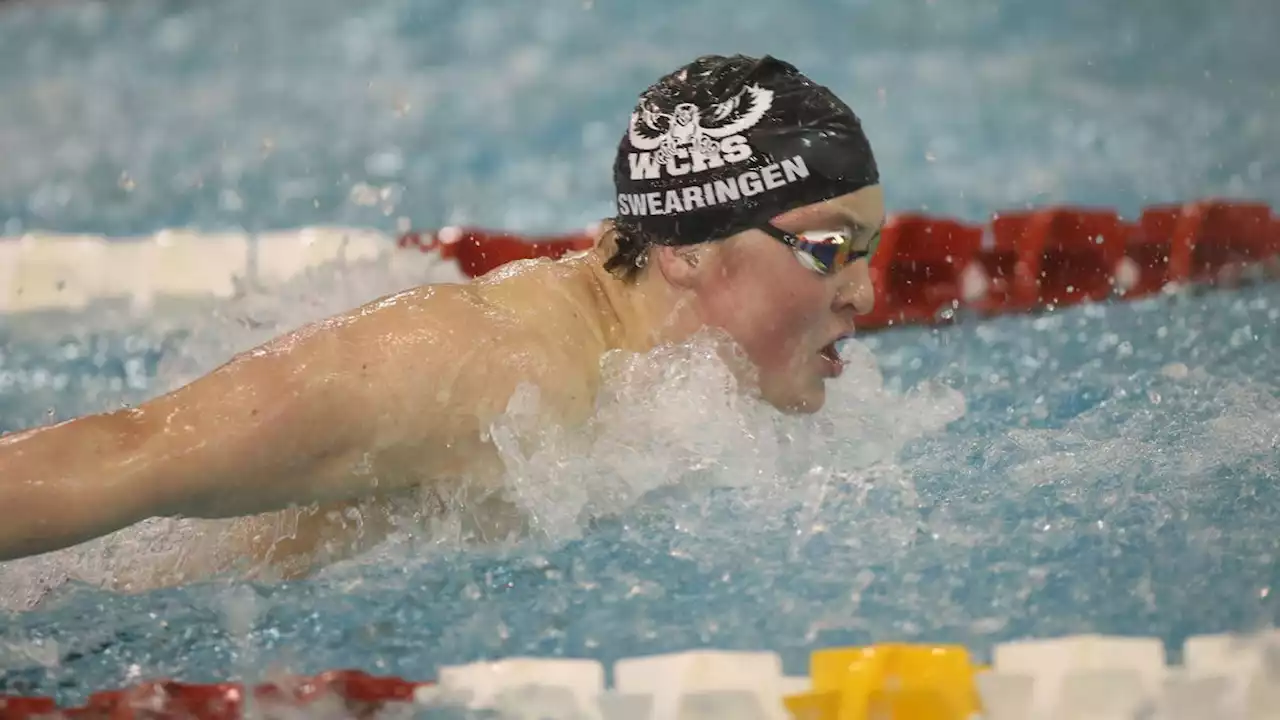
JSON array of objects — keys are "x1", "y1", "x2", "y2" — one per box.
[
  {"x1": 1, "y1": 268, "x2": 1277, "y2": 704},
  {"x1": 0, "y1": 0, "x2": 1277, "y2": 236},
  {"x1": 1, "y1": 0, "x2": 1279, "y2": 709}
]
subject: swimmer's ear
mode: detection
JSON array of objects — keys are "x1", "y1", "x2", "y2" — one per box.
[{"x1": 651, "y1": 245, "x2": 708, "y2": 288}]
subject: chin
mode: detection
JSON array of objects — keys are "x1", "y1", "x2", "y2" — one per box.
[
  {"x1": 768, "y1": 385, "x2": 826, "y2": 415},
  {"x1": 794, "y1": 393, "x2": 826, "y2": 414}
]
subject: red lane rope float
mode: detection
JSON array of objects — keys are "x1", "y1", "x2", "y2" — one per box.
[
  {"x1": 1170, "y1": 199, "x2": 1274, "y2": 284},
  {"x1": 396, "y1": 199, "x2": 1278, "y2": 331},
  {"x1": 858, "y1": 213, "x2": 985, "y2": 329},
  {"x1": 399, "y1": 227, "x2": 594, "y2": 278},
  {"x1": 0, "y1": 671, "x2": 428, "y2": 720}
]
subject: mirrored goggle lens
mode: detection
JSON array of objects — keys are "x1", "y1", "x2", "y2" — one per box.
[{"x1": 793, "y1": 228, "x2": 880, "y2": 273}]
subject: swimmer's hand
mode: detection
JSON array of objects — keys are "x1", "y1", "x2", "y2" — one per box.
[{"x1": 0, "y1": 285, "x2": 592, "y2": 562}]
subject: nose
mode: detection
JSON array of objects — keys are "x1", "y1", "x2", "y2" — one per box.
[{"x1": 833, "y1": 258, "x2": 875, "y2": 316}]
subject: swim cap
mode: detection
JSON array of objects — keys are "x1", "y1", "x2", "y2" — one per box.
[{"x1": 613, "y1": 54, "x2": 879, "y2": 247}]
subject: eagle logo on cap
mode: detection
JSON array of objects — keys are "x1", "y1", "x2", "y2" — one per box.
[{"x1": 628, "y1": 83, "x2": 775, "y2": 166}]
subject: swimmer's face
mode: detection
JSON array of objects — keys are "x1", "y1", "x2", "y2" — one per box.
[{"x1": 663, "y1": 185, "x2": 884, "y2": 413}]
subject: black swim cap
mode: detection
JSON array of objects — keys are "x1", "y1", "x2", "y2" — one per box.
[{"x1": 612, "y1": 54, "x2": 879, "y2": 249}]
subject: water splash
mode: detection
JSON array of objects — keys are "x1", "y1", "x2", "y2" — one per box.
[
  {"x1": 479, "y1": 328, "x2": 966, "y2": 546},
  {"x1": 0, "y1": 288, "x2": 1275, "y2": 705}
]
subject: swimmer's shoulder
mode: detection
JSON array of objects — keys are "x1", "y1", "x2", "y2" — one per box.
[
  {"x1": 461, "y1": 259, "x2": 606, "y2": 420},
  {"x1": 337, "y1": 268, "x2": 599, "y2": 420},
  {"x1": 469, "y1": 253, "x2": 608, "y2": 329}
]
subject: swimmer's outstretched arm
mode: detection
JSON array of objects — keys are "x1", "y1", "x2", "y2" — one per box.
[{"x1": 0, "y1": 286, "x2": 591, "y2": 562}]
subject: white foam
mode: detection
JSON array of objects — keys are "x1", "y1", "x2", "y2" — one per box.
[{"x1": 485, "y1": 330, "x2": 966, "y2": 545}]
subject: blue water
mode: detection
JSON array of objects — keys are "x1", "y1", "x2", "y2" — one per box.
[
  {"x1": 1, "y1": 0, "x2": 1279, "y2": 708},
  {"x1": 0, "y1": 0, "x2": 1277, "y2": 236},
  {"x1": 2, "y1": 280, "x2": 1278, "y2": 704}
]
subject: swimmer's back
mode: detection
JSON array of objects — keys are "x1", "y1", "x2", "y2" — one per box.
[
  {"x1": 209, "y1": 256, "x2": 614, "y2": 580},
  {"x1": 217, "y1": 253, "x2": 609, "y2": 506}
]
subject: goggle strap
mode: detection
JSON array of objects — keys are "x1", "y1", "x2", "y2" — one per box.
[{"x1": 757, "y1": 222, "x2": 799, "y2": 248}]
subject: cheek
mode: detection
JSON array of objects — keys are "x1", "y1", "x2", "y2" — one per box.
[{"x1": 722, "y1": 277, "x2": 826, "y2": 368}]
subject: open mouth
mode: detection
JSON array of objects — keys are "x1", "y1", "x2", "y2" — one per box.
[
  {"x1": 819, "y1": 342, "x2": 841, "y2": 364},
  {"x1": 817, "y1": 333, "x2": 853, "y2": 376}
]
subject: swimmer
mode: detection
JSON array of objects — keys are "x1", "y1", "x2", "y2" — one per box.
[{"x1": 0, "y1": 54, "x2": 884, "y2": 579}]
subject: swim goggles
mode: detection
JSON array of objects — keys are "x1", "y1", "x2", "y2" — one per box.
[{"x1": 758, "y1": 223, "x2": 881, "y2": 275}]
